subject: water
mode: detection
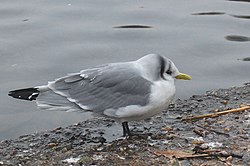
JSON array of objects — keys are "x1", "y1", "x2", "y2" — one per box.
[{"x1": 1, "y1": 0, "x2": 249, "y2": 140}]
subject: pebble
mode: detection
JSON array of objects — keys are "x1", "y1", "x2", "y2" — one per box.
[
  {"x1": 181, "y1": 159, "x2": 191, "y2": 166},
  {"x1": 47, "y1": 143, "x2": 57, "y2": 148},
  {"x1": 92, "y1": 154, "x2": 103, "y2": 161},
  {"x1": 53, "y1": 127, "x2": 62, "y2": 131},
  {"x1": 62, "y1": 157, "x2": 80, "y2": 163}
]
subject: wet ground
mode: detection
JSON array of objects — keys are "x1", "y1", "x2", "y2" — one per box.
[{"x1": 0, "y1": 83, "x2": 249, "y2": 166}]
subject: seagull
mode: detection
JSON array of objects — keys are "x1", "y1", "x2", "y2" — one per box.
[{"x1": 8, "y1": 54, "x2": 191, "y2": 136}]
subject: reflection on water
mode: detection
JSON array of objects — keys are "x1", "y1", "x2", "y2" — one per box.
[
  {"x1": 242, "y1": 57, "x2": 250, "y2": 61},
  {"x1": 113, "y1": 25, "x2": 152, "y2": 28},
  {"x1": 231, "y1": 15, "x2": 250, "y2": 19},
  {"x1": 22, "y1": 19, "x2": 29, "y2": 22},
  {"x1": 192, "y1": 12, "x2": 225, "y2": 15},
  {"x1": 1, "y1": 0, "x2": 250, "y2": 140},
  {"x1": 225, "y1": 35, "x2": 250, "y2": 42},
  {"x1": 192, "y1": 11, "x2": 250, "y2": 23},
  {"x1": 238, "y1": 57, "x2": 250, "y2": 61},
  {"x1": 228, "y1": 0, "x2": 250, "y2": 2}
]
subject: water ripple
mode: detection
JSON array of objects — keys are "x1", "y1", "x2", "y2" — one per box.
[
  {"x1": 192, "y1": 12, "x2": 225, "y2": 15},
  {"x1": 228, "y1": 0, "x2": 250, "y2": 2},
  {"x1": 225, "y1": 35, "x2": 250, "y2": 42},
  {"x1": 113, "y1": 25, "x2": 152, "y2": 29},
  {"x1": 231, "y1": 15, "x2": 250, "y2": 19}
]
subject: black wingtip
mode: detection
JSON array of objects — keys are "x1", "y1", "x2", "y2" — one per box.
[{"x1": 8, "y1": 88, "x2": 40, "y2": 101}]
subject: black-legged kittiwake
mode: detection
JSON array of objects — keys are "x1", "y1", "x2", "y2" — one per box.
[{"x1": 8, "y1": 54, "x2": 192, "y2": 136}]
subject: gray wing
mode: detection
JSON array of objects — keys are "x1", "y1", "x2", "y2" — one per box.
[{"x1": 47, "y1": 64, "x2": 152, "y2": 113}]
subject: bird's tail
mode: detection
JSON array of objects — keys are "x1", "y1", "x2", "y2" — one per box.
[
  {"x1": 8, "y1": 85, "x2": 82, "y2": 112},
  {"x1": 8, "y1": 88, "x2": 40, "y2": 101}
]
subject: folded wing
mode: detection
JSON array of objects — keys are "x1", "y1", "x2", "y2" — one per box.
[{"x1": 37, "y1": 64, "x2": 152, "y2": 114}]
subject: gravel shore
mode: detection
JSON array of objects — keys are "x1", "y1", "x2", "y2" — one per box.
[{"x1": 1, "y1": 83, "x2": 250, "y2": 166}]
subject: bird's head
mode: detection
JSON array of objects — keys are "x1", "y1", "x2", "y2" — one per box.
[
  {"x1": 162, "y1": 56, "x2": 192, "y2": 81},
  {"x1": 137, "y1": 54, "x2": 192, "y2": 81}
]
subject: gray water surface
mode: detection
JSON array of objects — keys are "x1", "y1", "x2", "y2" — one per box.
[{"x1": 1, "y1": 0, "x2": 250, "y2": 139}]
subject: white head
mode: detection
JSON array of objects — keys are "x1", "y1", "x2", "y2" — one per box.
[{"x1": 136, "y1": 54, "x2": 192, "y2": 82}]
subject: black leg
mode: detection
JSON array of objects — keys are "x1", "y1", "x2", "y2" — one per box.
[{"x1": 122, "y1": 122, "x2": 130, "y2": 136}]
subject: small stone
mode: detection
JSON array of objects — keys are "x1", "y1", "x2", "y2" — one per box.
[
  {"x1": 43, "y1": 133, "x2": 49, "y2": 137},
  {"x1": 207, "y1": 133, "x2": 214, "y2": 139},
  {"x1": 64, "y1": 129, "x2": 73, "y2": 135},
  {"x1": 48, "y1": 143, "x2": 57, "y2": 148},
  {"x1": 98, "y1": 131, "x2": 105, "y2": 135},
  {"x1": 200, "y1": 144, "x2": 209, "y2": 149},
  {"x1": 53, "y1": 127, "x2": 62, "y2": 131},
  {"x1": 62, "y1": 157, "x2": 81, "y2": 163},
  {"x1": 244, "y1": 114, "x2": 250, "y2": 120},
  {"x1": 92, "y1": 154, "x2": 103, "y2": 160},
  {"x1": 61, "y1": 147, "x2": 68, "y2": 153},
  {"x1": 181, "y1": 159, "x2": 191, "y2": 166},
  {"x1": 233, "y1": 97, "x2": 239, "y2": 100},
  {"x1": 221, "y1": 100, "x2": 228, "y2": 106},
  {"x1": 192, "y1": 139, "x2": 205, "y2": 145},
  {"x1": 197, "y1": 98, "x2": 203, "y2": 102},
  {"x1": 213, "y1": 109, "x2": 219, "y2": 113},
  {"x1": 29, "y1": 143, "x2": 37, "y2": 147},
  {"x1": 23, "y1": 150, "x2": 29, "y2": 153},
  {"x1": 65, "y1": 144, "x2": 73, "y2": 150},
  {"x1": 128, "y1": 144, "x2": 136, "y2": 149},
  {"x1": 224, "y1": 128, "x2": 230, "y2": 132},
  {"x1": 226, "y1": 156, "x2": 233, "y2": 162},
  {"x1": 12, "y1": 150, "x2": 17, "y2": 156},
  {"x1": 96, "y1": 147, "x2": 104, "y2": 151},
  {"x1": 0, "y1": 140, "x2": 10, "y2": 144},
  {"x1": 219, "y1": 150, "x2": 228, "y2": 155}
]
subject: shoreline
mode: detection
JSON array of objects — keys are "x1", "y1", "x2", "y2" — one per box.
[{"x1": 1, "y1": 83, "x2": 250, "y2": 165}]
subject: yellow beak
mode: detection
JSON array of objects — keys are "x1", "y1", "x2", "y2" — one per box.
[{"x1": 175, "y1": 73, "x2": 192, "y2": 80}]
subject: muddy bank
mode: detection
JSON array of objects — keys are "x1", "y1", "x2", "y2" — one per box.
[{"x1": 0, "y1": 83, "x2": 250, "y2": 166}]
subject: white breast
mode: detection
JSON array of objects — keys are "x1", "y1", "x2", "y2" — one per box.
[
  {"x1": 103, "y1": 79, "x2": 176, "y2": 122},
  {"x1": 141, "y1": 79, "x2": 176, "y2": 119}
]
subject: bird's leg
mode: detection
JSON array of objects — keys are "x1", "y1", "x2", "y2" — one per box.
[{"x1": 122, "y1": 122, "x2": 130, "y2": 136}]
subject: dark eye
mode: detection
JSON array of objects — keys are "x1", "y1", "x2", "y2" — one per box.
[{"x1": 166, "y1": 69, "x2": 172, "y2": 75}]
